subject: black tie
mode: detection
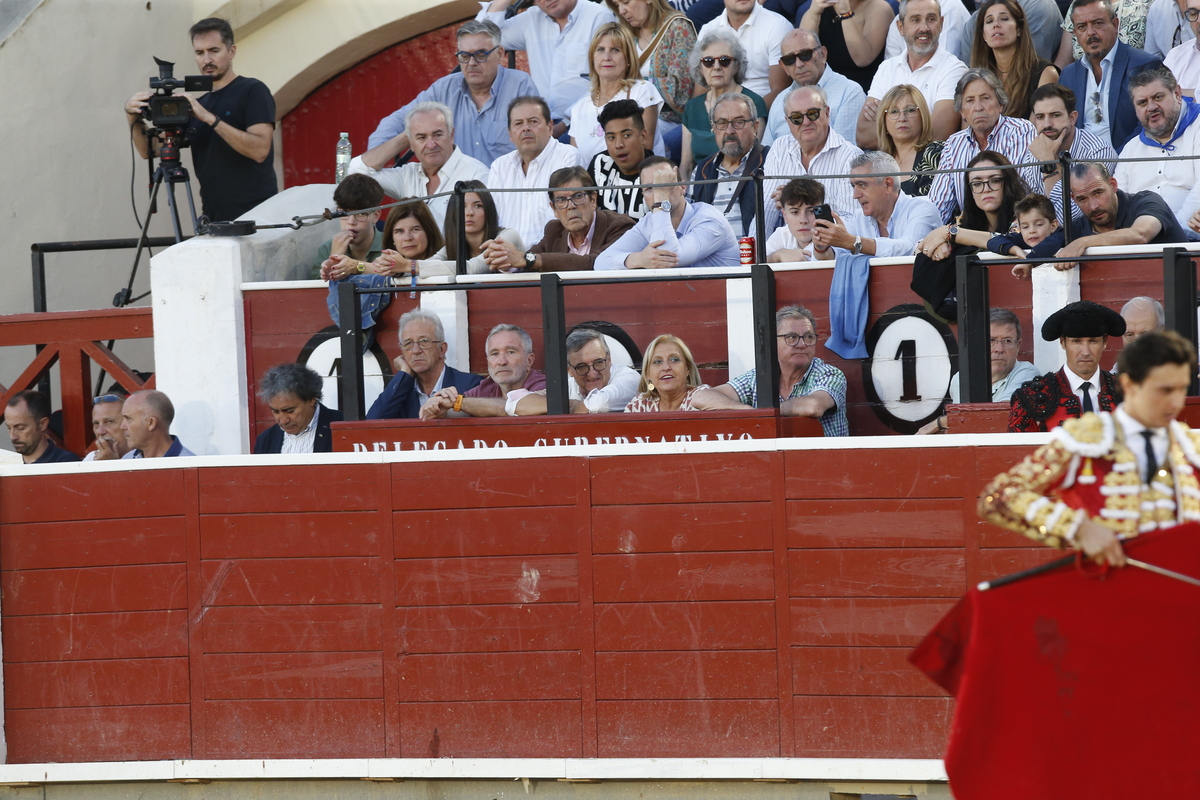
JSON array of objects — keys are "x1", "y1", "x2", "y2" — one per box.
[
  {"x1": 1080, "y1": 382, "x2": 1094, "y2": 413},
  {"x1": 1142, "y1": 430, "x2": 1158, "y2": 485}
]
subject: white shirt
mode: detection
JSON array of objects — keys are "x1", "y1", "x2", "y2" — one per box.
[
  {"x1": 1083, "y1": 47, "x2": 1115, "y2": 148},
  {"x1": 1115, "y1": 405, "x2": 1170, "y2": 485},
  {"x1": 488, "y1": 138, "x2": 584, "y2": 247},
  {"x1": 1165, "y1": 39, "x2": 1200, "y2": 96},
  {"x1": 765, "y1": 225, "x2": 815, "y2": 258},
  {"x1": 1115, "y1": 107, "x2": 1200, "y2": 232},
  {"x1": 568, "y1": 81, "x2": 666, "y2": 164},
  {"x1": 838, "y1": 192, "x2": 943, "y2": 258},
  {"x1": 885, "y1": 0, "x2": 971, "y2": 60},
  {"x1": 762, "y1": 128, "x2": 863, "y2": 231},
  {"x1": 1065, "y1": 366, "x2": 1102, "y2": 411},
  {"x1": 697, "y1": 2, "x2": 793, "y2": 97},
  {"x1": 1145, "y1": 0, "x2": 1195, "y2": 60},
  {"x1": 569, "y1": 362, "x2": 641, "y2": 412},
  {"x1": 280, "y1": 408, "x2": 319, "y2": 455},
  {"x1": 867, "y1": 45, "x2": 967, "y2": 108},
  {"x1": 348, "y1": 146, "x2": 490, "y2": 229}
]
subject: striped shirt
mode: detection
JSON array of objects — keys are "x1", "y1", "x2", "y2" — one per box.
[
  {"x1": 762, "y1": 128, "x2": 863, "y2": 232},
  {"x1": 928, "y1": 115, "x2": 1037, "y2": 222},
  {"x1": 1018, "y1": 127, "x2": 1116, "y2": 223}
]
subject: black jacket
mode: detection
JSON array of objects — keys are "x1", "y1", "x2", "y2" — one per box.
[
  {"x1": 254, "y1": 402, "x2": 342, "y2": 454},
  {"x1": 690, "y1": 142, "x2": 769, "y2": 237}
]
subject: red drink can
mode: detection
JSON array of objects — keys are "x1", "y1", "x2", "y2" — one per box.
[{"x1": 739, "y1": 236, "x2": 756, "y2": 265}]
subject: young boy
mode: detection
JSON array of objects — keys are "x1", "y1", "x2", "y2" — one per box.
[
  {"x1": 987, "y1": 193, "x2": 1065, "y2": 279},
  {"x1": 766, "y1": 178, "x2": 825, "y2": 263}
]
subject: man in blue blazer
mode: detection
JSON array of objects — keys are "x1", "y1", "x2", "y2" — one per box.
[
  {"x1": 254, "y1": 363, "x2": 343, "y2": 454},
  {"x1": 1059, "y1": 0, "x2": 1157, "y2": 152},
  {"x1": 367, "y1": 309, "x2": 482, "y2": 419}
]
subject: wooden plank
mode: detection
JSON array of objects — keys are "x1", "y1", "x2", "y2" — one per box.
[
  {"x1": 200, "y1": 605, "x2": 383, "y2": 653},
  {"x1": 396, "y1": 603, "x2": 580, "y2": 653},
  {"x1": 787, "y1": 549, "x2": 965, "y2": 598},
  {"x1": 978, "y1": 547, "x2": 1064, "y2": 581},
  {"x1": 791, "y1": 646, "x2": 946, "y2": 697},
  {"x1": 593, "y1": 600, "x2": 776, "y2": 651},
  {"x1": 977, "y1": 521, "x2": 1045, "y2": 548},
  {"x1": 792, "y1": 696, "x2": 952, "y2": 759},
  {"x1": 5, "y1": 705, "x2": 191, "y2": 763},
  {"x1": 0, "y1": 472, "x2": 184, "y2": 524},
  {"x1": 202, "y1": 699, "x2": 385, "y2": 758},
  {"x1": 398, "y1": 701, "x2": 582, "y2": 757},
  {"x1": 592, "y1": 552, "x2": 775, "y2": 603},
  {"x1": 0, "y1": 307, "x2": 153, "y2": 347},
  {"x1": 591, "y1": 503, "x2": 774, "y2": 554},
  {"x1": 1, "y1": 516, "x2": 186, "y2": 570},
  {"x1": 596, "y1": 699, "x2": 780, "y2": 757},
  {"x1": 396, "y1": 652, "x2": 581, "y2": 701},
  {"x1": 393, "y1": 555, "x2": 578, "y2": 606},
  {"x1": 784, "y1": 448, "x2": 968, "y2": 499},
  {"x1": 590, "y1": 453, "x2": 773, "y2": 505},
  {"x1": 203, "y1": 653, "x2": 383, "y2": 699},
  {"x1": 789, "y1": 598, "x2": 956, "y2": 647},
  {"x1": 197, "y1": 465, "x2": 379, "y2": 514},
  {"x1": 200, "y1": 557, "x2": 381, "y2": 606},
  {"x1": 5, "y1": 658, "x2": 190, "y2": 709},
  {"x1": 200, "y1": 512, "x2": 384, "y2": 558},
  {"x1": 391, "y1": 458, "x2": 582, "y2": 511},
  {"x1": 2, "y1": 564, "x2": 187, "y2": 615},
  {"x1": 787, "y1": 499, "x2": 966, "y2": 548},
  {"x1": 4, "y1": 610, "x2": 188, "y2": 662},
  {"x1": 595, "y1": 651, "x2": 778, "y2": 699},
  {"x1": 394, "y1": 506, "x2": 580, "y2": 559}
]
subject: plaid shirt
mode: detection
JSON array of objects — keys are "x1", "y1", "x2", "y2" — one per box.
[
  {"x1": 728, "y1": 357, "x2": 849, "y2": 437},
  {"x1": 928, "y1": 116, "x2": 1037, "y2": 223}
]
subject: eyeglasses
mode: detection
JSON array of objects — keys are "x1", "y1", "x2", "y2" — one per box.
[
  {"x1": 1091, "y1": 90, "x2": 1104, "y2": 124},
  {"x1": 570, "y1": 357, "x2": 609, "y2": 376},
  {"x1": 777, "y1": 332, "x2": 818, "y2": 347},
  {"x1": 700, "y1": 55, "x2": 734, "y2": 68},
  {"x1": 780, "y1": 49, "x2": 816, "y2": 66},
  {"x1": 786, "y1": 108, "x2": 824, "y2": 125},
  {"x1": 339, "y1": 210, "x2": 375, "y2": 221},
  {"x1": 990, "y1": 337, "x2": 1019, "y2": 349},
  {"x1": 969, "y1": 177, "x2": 1005, "y2": 193},
  {"x1": 885, "y1": 105, "x2": 919, "y2": 119},
  {"x1": 551, "y1": 191, "x2": 591, "y2": 209},
  {"x1": 1186, "y1": 7, "x2": 1200, "y2": 20},
  {"x1": 455, "y1": 47, "x2": 499, "y2": 64},
  {"x1": 713, "y1": 117, "x2": 752, "y2": 131},
  {"x1": 93, "y1": 394, "x2": 124, "y2": 405},
  {"x1": 400, "y1": 338, "x2": 441, "y2": 352}
]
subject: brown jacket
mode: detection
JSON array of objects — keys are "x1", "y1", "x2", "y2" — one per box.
[{"x1": 529, "y1": 208, "x2": 635, "y2": 271}]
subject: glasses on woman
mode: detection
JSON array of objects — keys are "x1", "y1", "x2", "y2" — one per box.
[
  {"x1": 786, "y1": 108, "x2": 823, "y2": 125},
  {"x1": 885, "y1": 105, "x2": 919, "y2": 119},
  {"x1": 700, "y1": 55, "x2": 734, "y2": 68},
  {"x1": 969, "y1": 177, "x2": 1005, "y2": 193},
  {"x1": 713, "y1": 117, "x2": 752, "y2": 131}
]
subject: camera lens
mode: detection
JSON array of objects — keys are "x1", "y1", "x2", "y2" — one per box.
[{"x1": 161, "y1": 101, "x2": 182, "y2": 116}]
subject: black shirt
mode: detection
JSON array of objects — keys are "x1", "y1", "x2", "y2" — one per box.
[
  {"x1": 34, "y1": 440, "x2": 81, "y2": 464},
  {"x1": 187, "y1": 75, "x2": 278, "y2": 222},
  {"x1": 588, "y1": 152, "x2": 648, "y2": 220},
  {"x1": 1078, "y1": 189, "x2": 1189, "y2": 245}
]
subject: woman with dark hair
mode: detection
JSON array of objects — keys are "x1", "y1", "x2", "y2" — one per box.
[
  {"x1": 422, "y1": 180, "x2": 525, "y2": 276},
  {"x1": 969, "y1": 0, "x2": 1058, "y2": 120},
  {"x1": 911, "y1": 151, "x2": 1029, "y2": 321}
]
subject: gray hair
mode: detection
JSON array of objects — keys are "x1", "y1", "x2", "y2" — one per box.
[
  {"x1": 406, "y1": 101, "x2": 454, "y2": 134},
  {"x1": 850, "y1": 150, "x2": 902, "y2": 181},
  {"x1": 131, "y1": 389, "x2": 175, "y2": 427},
  {"x1": 1069, "y1": 0, "x2": 1117, "y2": 20},
  {"x1": 898, "y1": 0, "x2": 941, "y2": 19},
  {"x1": 565, "y1": 327, "x2": 611, "y2": 356},
  {"x1": 1069, "y1": 160, "x2": 1112, "y2": 182},
  {"x1": 954, "y1": 68, "x2": 1007, "y2": 113},
  {"x1": 487, "y1": 323, "x2": 534, "y2": 355},
  {"x1": 989, "y1": 307, "x2": 1022, "y2": 342},
  {"x1": 776, "y1": 304, "x2": 818, "y2": 334},
  {"x1": 398, "y1": 308, "x2": 446, "y2": 342},
  {"x1": 258, "y1": 363, "x2": 324, "y2": 403},
  {"x1": 1121, "y1": 296, "x2": 1165, "y2": 328},
  {"x1": 709, "y1": 92, "x2": 757, "y2": 128},
  {"x1": 457, "y1": 19, "x2": 502, "y2": 47},
  {"x1": 689, "y1": 28, "x2": 749, "y2": 87}
]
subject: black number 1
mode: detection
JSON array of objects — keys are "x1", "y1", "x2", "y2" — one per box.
[{"x1": 895, "y1": 339, "x2": 921, "y2": 401}]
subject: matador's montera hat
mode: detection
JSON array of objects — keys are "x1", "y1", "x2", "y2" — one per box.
[{"x1": 1041, "y1": 300, "x2": 1126, "y2": 341}]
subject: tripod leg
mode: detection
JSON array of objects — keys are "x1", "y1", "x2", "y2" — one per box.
[
  {"x1": 163, "y1": 179, "x2": 184, "y2": 243},
  {"x1": 180, "y1": 174, "x2": 201, "y2": 233}
]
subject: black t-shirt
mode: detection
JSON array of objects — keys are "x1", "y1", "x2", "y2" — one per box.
[
  {"x1": 1079, "y1": 189, "x2": 1189, "y2": 244},
  {"x1": 587, "y1": 152, "x2": 647, "y2": 220},
  {"x1": 187, "y1": 75, "x2": 278, "y2": 222}
]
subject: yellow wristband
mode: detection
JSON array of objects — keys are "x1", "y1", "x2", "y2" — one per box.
[{"x1": 453, "y1": 395, "x2": 464, "y2": 413}]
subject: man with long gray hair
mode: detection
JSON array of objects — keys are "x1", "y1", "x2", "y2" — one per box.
[{"x1": 254, "y1": 363, "x2": 343, "y2": 455}]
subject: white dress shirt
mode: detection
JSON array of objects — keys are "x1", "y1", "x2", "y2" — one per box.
[
  {"x1": 697, "y1": 3, "x2": 793, "y2": 97},
  {"x1": 1145, "y1": 0, "x2": 1194, "y2": 60},
  {"x1": 1083, "y1": 47, "x2": 1115, "y2": 148},
  {"x1": 488, "y1": 138, "x2": 584, "y2": 247},
  {"x1": 838, "y1": 192, "x2": 943, "y2": 258},
  {"x1": 1115, "y1": 405, "x2": 1170, "y2": 485},
  {"x1": 280, "y1": 408, "x2": 319, "y2": 455},
  {"x1": 348, "y1": 147, "x2": 490, "y2": 229},
  {"x1": 1065, "y1": 366, "x2": 1102, "y2": 412},
  {"x1": 569, "y1": 362, "x2": 641, "y2": 412},
  {"x1": 762, "y1": 128, "x2": 864, "y2": 231},
  {"x1": 1165, "y1": 39, "x2": 1200, "y2": 95}
]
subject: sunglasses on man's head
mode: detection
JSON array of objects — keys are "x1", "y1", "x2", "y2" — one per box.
[
  {"x1": 780, "y1": 49, "x2": 816, "y2": 66},
  {"x1": 786, "y1": 107, "x2": 824, "y2": 125},
  {"x1": 700, "y1": 55, "x2": 734, "y2": 68}
]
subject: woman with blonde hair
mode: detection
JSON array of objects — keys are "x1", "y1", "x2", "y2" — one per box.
[
  {"x1": 969, "y1": 0, "x2": 1057, "y2": 120},
  {"x1": 625, "y1": 335, "x2": 710, "y2": 412},
  {"x1": 874, "y1": 85, "x2": 944, "y2": 197}
]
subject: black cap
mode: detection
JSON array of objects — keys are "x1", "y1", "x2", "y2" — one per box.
[{"x1": 1041, "y1": 300, "x2": 1126, "y2": 341}]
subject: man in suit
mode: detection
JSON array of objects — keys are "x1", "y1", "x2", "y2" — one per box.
[
  {"x1": 482, "y1": 166, "x2": 635, "y2": 272},
  {"x1": 254, "y1": 363, "x2": 342, "y2": 454},
  {"x1": 367, "y1": 310, "x2": 482, "y2": 419},
  {"x1": 1058, "y1": 0, "x2": 1156, "y2": 152}
]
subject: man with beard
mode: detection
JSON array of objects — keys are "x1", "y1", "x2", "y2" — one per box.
[
  {"x1": 1114, "y1": 65, "x2": 1200, "y2": 237},
  {"x1": 691, "y1": 93, "x2": 769, "y2": 237},
  {"x1": 764, "y1": 28, "x2": 865, "y2": 147},
  {"x1": 1018, "y1": 83, "x2": 1115, "y2": 222},
  {"x1": 4, "y1": 391, "x2": 79, "y2": 464}
]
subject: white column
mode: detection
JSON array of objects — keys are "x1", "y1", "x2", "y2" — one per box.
[
  {"x1": 422, "y1": 288, "x2": 470, "y2": 371},
  {"x1": 1031, "y1": 265, "x2": 1080, "y2": 372},
  {"x1": 726, "y1": 277, "x2": 755, "y2": 378}
]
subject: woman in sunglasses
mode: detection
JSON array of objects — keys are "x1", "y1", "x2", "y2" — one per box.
[
  {"x1": 679, "y1": 29, "x2": 766, "y2": 176},
  {"x1": 874, "y1": 84, "x2": 944, "y2": 197}
]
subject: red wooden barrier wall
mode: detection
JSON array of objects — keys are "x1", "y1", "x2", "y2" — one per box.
[{"x1": 0, "y1": 441, "x2": 1057, "y2": 763}]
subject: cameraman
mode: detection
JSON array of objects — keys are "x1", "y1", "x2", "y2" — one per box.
[{"x1": 124, "y1": 17, "x2": 277, "y2": 222}]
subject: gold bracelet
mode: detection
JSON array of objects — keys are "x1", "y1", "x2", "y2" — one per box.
[{"x1": 453, "y1": 395, "x2": 464, "y2": 413}]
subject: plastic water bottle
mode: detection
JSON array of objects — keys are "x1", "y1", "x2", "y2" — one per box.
[{"x1": 335, "y1": 132, "x2": 351, "y2": 184}]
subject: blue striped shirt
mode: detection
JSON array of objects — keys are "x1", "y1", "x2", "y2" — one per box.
[
  {"x1": 928, "y1": 115, "x2": 1037, "y2": 222},
  {"x1": 1018, "y1": 127, "x2": 1116, "y2": 223}
]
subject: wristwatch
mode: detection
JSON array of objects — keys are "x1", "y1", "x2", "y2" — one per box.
[
  {"x1": 1040, "y1": 162, "x2": 1059, "y2": 176},
  {"x1": 947, "y1": 223, "x2": 960, "y2": 243},
  {"x1": 851, "y1": 235, "x2": 863, "y2": 255},
  {"x1": 656, "y1": 200, "x2": 672, "y2": 212},
  {"x1": 524, "y1": 251, "x2": 537, "y2": 270},
  {"x1": 356, "y1": 261, "x2": 365, "y2": 274}
]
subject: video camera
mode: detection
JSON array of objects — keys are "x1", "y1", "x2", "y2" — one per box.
[{"x1": 144, "y1": 56, "x2": 213, "y2": 129}]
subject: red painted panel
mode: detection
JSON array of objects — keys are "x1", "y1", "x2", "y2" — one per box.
[
  {"x1": 200, "y1": 512, "x2": 383, "y2": 558},
  {"x1": 197, "y1": 465, "x2": 379, "y2": 514},
  {"x1": 977, "y1": 521, "x2": 1044, "y2": 548},
  {"x1": 0, "y1": 472, "x2": 184, "y2": 523},
  {"x1": 792, "y1": 696, "x2": 952, "y2": 758},
  {"x1": 6, "y1": 658, "x2": 190, "y2": 709},
  {"x1": 592, "y1": 552, "x2": 775, "y2": 602},
  {"x1": 785, "y1": 448, "x2": 969, "y2": 498},
  {"x1": 200, "y1": 558, "x2": 381, "y2": 605},
  {"x1": 787, "y1": 549, "x2": 966, "y2": 598},
  {"x1": 394, "y1": 506, "x2": 580, "y2": 558},
  {"x1": 972, "y1": 444, "x2": 1041, "y2": 485},
  {"x1": 594, "y1": 601, "x2": 776, "y2": 651},
  {"x1": 397, "y1": 652, "x2": 581, "y2": 701},
  {"x1": 591, "y1": 502, "x2": 774, "y2": 554},
  {"x1": 590, "y1": 453, "x2": 774, "y2": 505},
  {"x1": 203, "y1": 653, "x2": 383, "y2": 700},
  {"x1": 790, "y1": 598, "x2": 956, "y2": 647},
  {"x1": 787, "y1": 498, "x2": 966, "y2": 548},
  {"x1": 397, "y1": 603, "x2": 581, "y2": 653},
  {"x1": 0, "y1": 517, "x2": 185, "y2": 570},
  {"x1": 595, "y1": 651, "x2": 778, "y2": 699},
  {"x1": 4, "y1": 610, "x2": 188, "y2": 662},
  {"x1": 399, "y1": 701, "x2": 582, "y2": 758},
  {"x1": 200, "y1": 606, "x2": 382, "y2": 653},
  {"x1": 596, "y1": 699, "x2": 780, "y2": 757},
  {"x1": 5, "y1": 705, "x2": 191, "y2": 763},
  {"x1": 203, "y1": 699, "x2": 385, "y2": 758},
  {"x1": 394, "y1": 555, "x2": 578, "y2": 606},
  {"x1": 791, "y1": 646, "x2": 945, "y2": 697},
  {"x1": 2, "y1": 564, "x2": 187, "y2": 615},
  {"x1": 391, "y1": 458, "x2": 583, "y2": 510}
]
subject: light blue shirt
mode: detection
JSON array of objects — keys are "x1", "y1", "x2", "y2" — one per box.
[
  {"x1": 367, "y1": 67, "x2": 540, "y2": 166},
  {"x1": 1083, "y1": 46, "x2": 1115, "y2": 147},
  {"x1": 840, "y1": 192, "x2": 942, "y2": 258},
  {"x1": 477, "y1": 0, "x2": 614, "y2": 121},
  {"x1": 595, "y1": 201, "x2": 739, "y2": 269},
  {"x1": 763, "y1": 66, "x2": 866, "y2": 148},
  {"x1": 950, "y1": 359, "x2": 1039, "y2": 403}
]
